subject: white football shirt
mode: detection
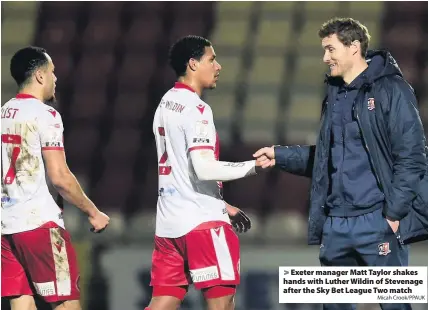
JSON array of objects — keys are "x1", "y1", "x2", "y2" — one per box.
[
  {"x1": 153, "y1": 83, "x2": 230, "y2": 238},
  {"x1": 1, "y1": 94, "x2": 65, "y2": 234}
]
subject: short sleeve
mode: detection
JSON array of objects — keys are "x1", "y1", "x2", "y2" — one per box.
[
  {"x1": 39, "y1": 108, "x2": 64, "y2": 150},
  {"x1": 183, "y1": 105, "x2": 216, "y2": 152}
]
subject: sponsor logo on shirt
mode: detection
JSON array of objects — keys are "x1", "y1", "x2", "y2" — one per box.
[
  {"x1": 1, "y1": 196, "x2": 18, "y2": 208},
  {"x1": 158, "y1": 187, "x2": 177, "y2": 197},
  {"x1": 193, "y1": 138, "x2": 210, "y2": 143},
  {"x1": 45, "y1": 142, "x2": 62, "y2": 147},
  {"x1": 196, "y1": 104, "x2": 205, "y2": 114},
  {"x1": 195, "y1": 121, "x2": 209, "y2": 137},
  {"x1": 48, "y1": 109, "x2": 57, "y2": 117}
]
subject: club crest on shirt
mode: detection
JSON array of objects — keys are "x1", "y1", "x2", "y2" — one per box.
[
  {"x1": 378, "y1": 242, "x2": 391, "y2": 256},
  {"x1": 367, "y1": 98, "x2": 375, "y2": 111}
]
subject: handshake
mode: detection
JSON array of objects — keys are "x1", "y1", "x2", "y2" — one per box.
[{"x1": 253, "y1": 146, "x2": 276, "y2": 170}]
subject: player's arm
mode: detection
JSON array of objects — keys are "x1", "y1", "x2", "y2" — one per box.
[
  {"x1": 253, "y1": 145, "x2": 315, "y2": 177},
  {"x1": 38, "y1": 109, "x2": 108, "y2": 231},
  {"x1": 43, "y1": 150, "x2": 98, "y2": 217},
  {"x1": 190, "y1": 149, "x2": 257, "y2": 181},
  {"x1": 384, "y1": 78, "x2": 426, "y2": 221},
  {"x1": 184, "y1": 109, "x2": 258, "y2": 182},
  {"x1": 274, "y1": 145, "x2": 316, "y2": 178}
]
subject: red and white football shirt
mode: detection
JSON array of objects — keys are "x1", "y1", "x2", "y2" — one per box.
[
  {"x1": 152, "y1": 83, "x2": 230, "y2": 238},
  {"x1": 1, "y1": 94, "x2": 65, "y2": 234}
]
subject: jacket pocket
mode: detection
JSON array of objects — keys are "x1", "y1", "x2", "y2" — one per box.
[{"x1": 399, "y1": 185, "x2": 428, "y2": 244}]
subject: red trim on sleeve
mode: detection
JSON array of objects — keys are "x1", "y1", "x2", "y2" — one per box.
[
  {"x1": 42, "y1": 147, "x2": 64, "y2": 151},
  {"x1": 188, "y1": 146, "x2": 214, "y2": 152},
  {"x1": 174, "y1": 82, "x2": 196, "y2": 93},
  {"x1": 16, "y1": 94, "x2": 37, "y2": 99}
]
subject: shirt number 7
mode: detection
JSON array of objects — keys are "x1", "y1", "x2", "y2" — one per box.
[{"x1": 2, "y1": 134, "x2": 22, "y2": 184}]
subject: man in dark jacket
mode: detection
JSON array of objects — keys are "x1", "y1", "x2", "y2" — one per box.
[{"x1": 254, "y1": 17, "x2": 427, "y2": 310}]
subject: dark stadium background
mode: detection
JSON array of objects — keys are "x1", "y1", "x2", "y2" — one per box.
[{"x1": 1, "y1": 2, "x2": 427, "y2": 310}]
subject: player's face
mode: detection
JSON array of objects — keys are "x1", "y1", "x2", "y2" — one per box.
[
  {"x1": 42, "y1": 53, "x2": 57, "y2": 102},
  {"x1": 196, "y1": 46, "x2": 222, "y2": 89},
  {"x1": 322, "y1": 34, "x2": 354, "y2": 78}
]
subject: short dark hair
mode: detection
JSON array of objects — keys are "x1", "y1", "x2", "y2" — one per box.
[
  {"x1": 168, "y1": 35, "x2": 212, "y2": 77},
  {"x1": 10, "y1": 46, "x2": 49, "y2": 89},
  {"x1": 318, "y1": 17, "x2": 371, "y2": 57}
]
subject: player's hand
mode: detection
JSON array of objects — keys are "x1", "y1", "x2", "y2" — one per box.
[
  {"x1": 226, "y1": 204, "x2": 251, "y2": 233},
  {"x1": 89, "y1": 211, "x2": 110, "y2": 233},
  {"x1": 253, "y1": 146, "x2": 276, "y2": 169},
  {"x1": 256, "y1": 155, "x2": 275, "y2": 169},
  {"x1": 386, "y1": 218, "x2": 399, "y2": 234}
]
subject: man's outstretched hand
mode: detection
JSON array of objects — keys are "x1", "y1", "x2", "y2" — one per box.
[
  {"x1": 226, "y1": 203, "x2": 251, "y2": 233},
  {"x1": 253, "y1": 146, "x2": 276, "y2": 169}
]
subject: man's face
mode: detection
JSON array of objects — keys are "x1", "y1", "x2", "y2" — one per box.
[
  {"x1": 322, "y1": 34, "x2": 355, "y2": 78},
  {"x1": 194, "y1": 46, "x2": 222, "y2": 89},
  {"x1": 41, "y1": 53, "x2": 57, "y2": 102}
]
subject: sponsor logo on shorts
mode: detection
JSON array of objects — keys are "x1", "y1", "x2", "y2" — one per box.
[
  {"x1": 189, "y1": 266, "x2": 219, "y2": 283},
  {"x1": 33, "y1": 281, "x2": 56, "y2": 296}
]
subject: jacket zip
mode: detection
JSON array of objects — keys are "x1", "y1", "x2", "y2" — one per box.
[
  {"x1": 354, "y1": 102, "x2": 383, "y2": 192},
  {"x1": 355, "y1": 99, "x2": 406, "y2": 242},
  {"x1": 339, "y1": 90, "x2": 347, "y2": 204}
]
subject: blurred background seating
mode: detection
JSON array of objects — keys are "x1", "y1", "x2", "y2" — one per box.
[{"x1": 1, "y1": 1, "x2": 427, "y2": 243}]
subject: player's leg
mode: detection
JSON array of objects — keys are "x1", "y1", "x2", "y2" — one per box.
[
  {"x1": 203, "y1": 285, "x2": 236, "y2": 310},
  {"x1": 8, "y1": 296, "x2": 37, "y2": 310},
  {"x1": 50, "y1": 300, "x2": 82, "y2": 310},
  {"x1": 1, "y1": 235, "x2": 36, "y2": 310},
  {"x1": 354, "y1": 209, "x2": 411, "y2": 310},
  {"x1": 10, "y1": 222, "x2": 82, "y2": 309},
  {"x1": 145, "y1": 236, "x2": 190, "y2": 310},
  {"x1": 320, "y1": 216, "x2": 359, "y2": 310},
  {"x1": 186, "y1": 224, "x2": 240, "y2": 310},
  {"x1": 145, "y1": 287, "x2": 186, "y2": 310}
]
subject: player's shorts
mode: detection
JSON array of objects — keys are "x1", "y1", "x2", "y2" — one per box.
[
  {"x1": 150, "y1": 222, "x2": 240, "y2": 293},
  {"x1": 1, "y1": 221, "x2": 80, "y2": 303}
]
